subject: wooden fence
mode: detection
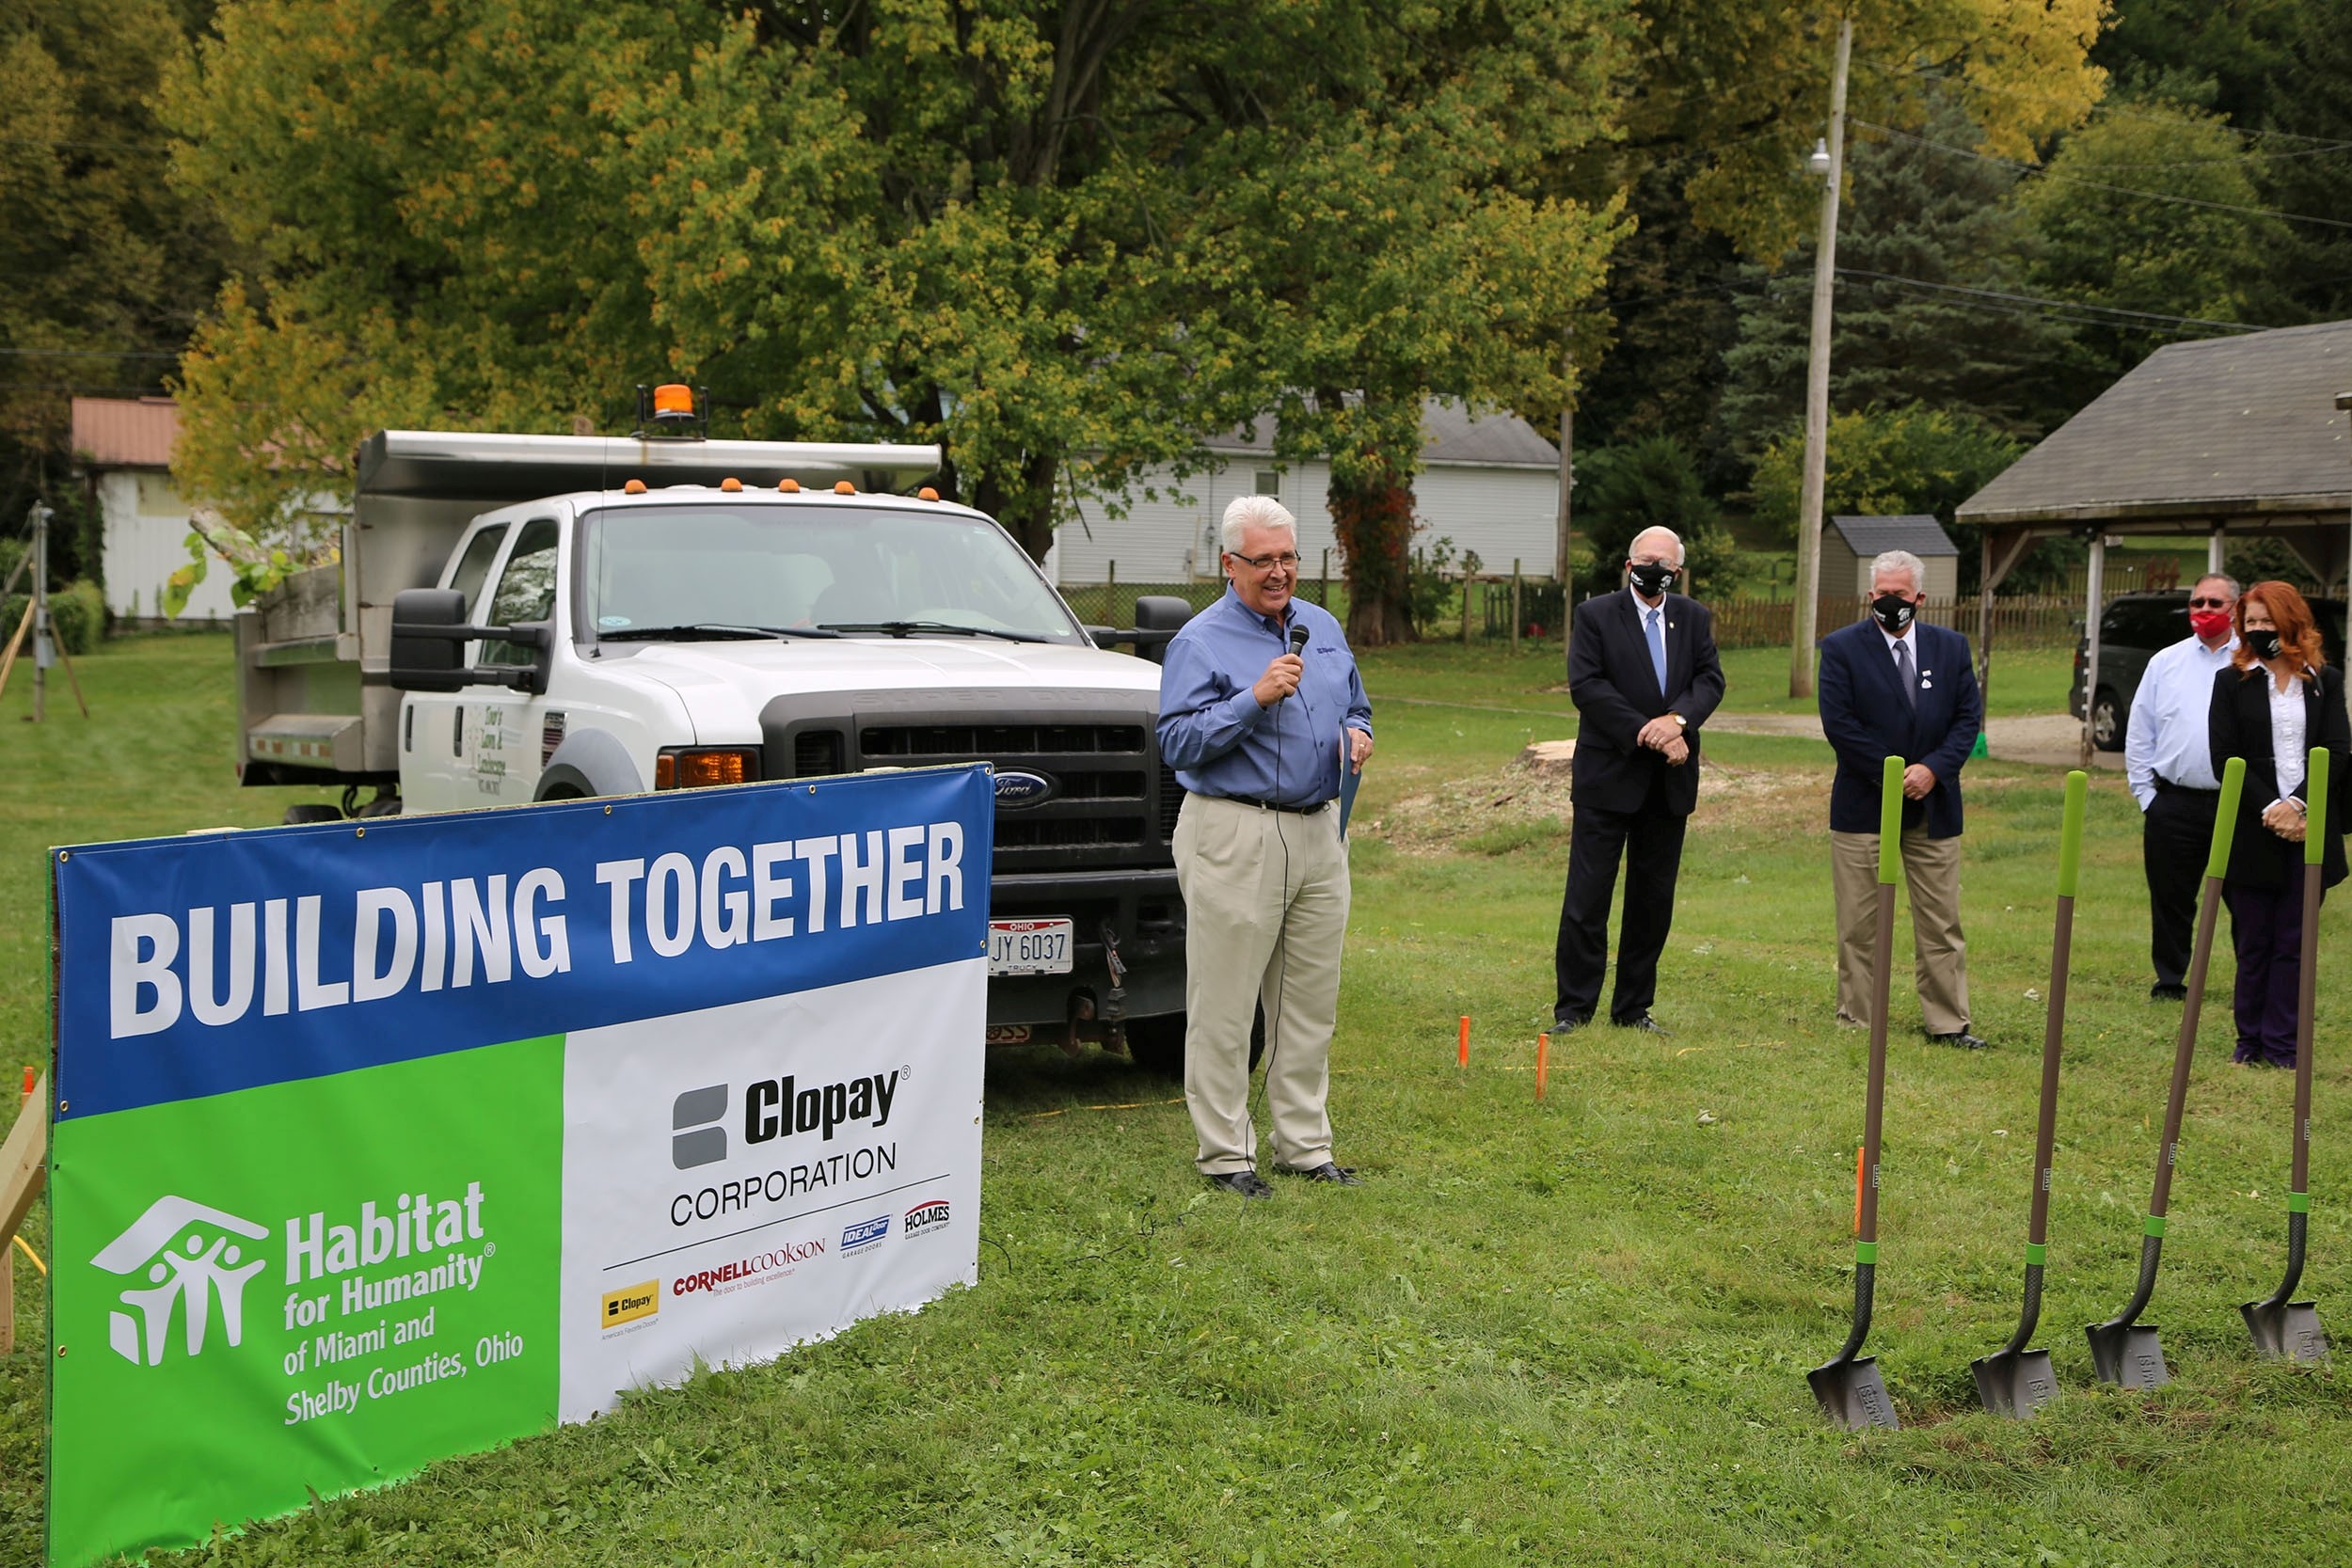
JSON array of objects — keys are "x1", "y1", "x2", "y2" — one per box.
[{"x1": 1706, "y1": 594, "x2": 2086, "y2": 651}]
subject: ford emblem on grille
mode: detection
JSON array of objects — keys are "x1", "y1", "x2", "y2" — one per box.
[{"x1": 993, "y1": 770, "x2": 1057, "y2": 808}]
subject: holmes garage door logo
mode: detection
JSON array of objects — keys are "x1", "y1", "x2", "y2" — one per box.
[
  {"x1": 92, "y1": 1196, "x2": 271, "y2": 1366},
  {"x1": 905, "y1": 1198, "x2": 950, "y2": 1240}
]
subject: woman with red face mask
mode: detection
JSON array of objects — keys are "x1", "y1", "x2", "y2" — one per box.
[{"x1": 2207, "y1": 581, "x2": 2351, "y2": 1066}]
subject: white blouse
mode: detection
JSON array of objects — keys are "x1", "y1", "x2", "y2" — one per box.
[{"x1": 2267, "y1": 672, "x2": 2310, "y2": 800}]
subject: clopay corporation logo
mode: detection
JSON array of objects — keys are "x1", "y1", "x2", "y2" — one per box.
[{"x1": 91, "y1": 1196, "x2": 270, "y2": 1367}]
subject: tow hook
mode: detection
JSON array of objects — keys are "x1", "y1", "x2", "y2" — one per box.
[{"x1": 1099, "y1": 920, "x2": 1129, "y2": 1055}]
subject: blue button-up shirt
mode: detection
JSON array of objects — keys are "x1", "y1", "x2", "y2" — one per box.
[{"x1": 1156, "y1": 587, "x2": 1373, "y2": 806}]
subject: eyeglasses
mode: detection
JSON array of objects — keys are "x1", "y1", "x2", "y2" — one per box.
[
  {"x1": 1230, "y1": 551, "x2": 1301, "y2": 572},
  {"x1": 2188, "y1": 597, "x2": 2232, "y2": 610}
]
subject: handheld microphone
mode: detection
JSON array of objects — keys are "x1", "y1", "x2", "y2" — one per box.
[{"x1": 1281, "y1": 623, "x2": 1309, "y2": 700}]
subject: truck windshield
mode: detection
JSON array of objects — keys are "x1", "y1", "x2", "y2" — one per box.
[{"x1": 578, "y1": 502, "x2": 1086, "y2": 645}]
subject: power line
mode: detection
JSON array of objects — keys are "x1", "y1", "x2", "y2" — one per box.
[
  {"x1": 1832, "y1": 267, "x2": 2263, "y2": 334},
  {"x1": 1856, "y1": 120, "x2": 2352, "y2": 232},
  {"x1": 0, "y1": 349, "x2": 182, "y2": 360}
]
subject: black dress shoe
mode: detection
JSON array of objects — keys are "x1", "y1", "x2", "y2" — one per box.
[
  {"x1": 1206, "y1": 1170, "x2": 1274, "y2": 1199},
  {"x1": 2150, "y1": 982, "x2": 2188, "y2": 1001},
  {"x1": 1929, "y1": 1030, "x2": 1991, "y2": 1051},
  {"x1": 1550, "y1": 1014, "x2": 1591, "y2": 1034},
  {"x1": 1278, "y1": 1161, "x2": 1362, "y2": 1186},
  {"x1": 1613, "y1": 1012, "x2": 1671, "y2": 1036}
]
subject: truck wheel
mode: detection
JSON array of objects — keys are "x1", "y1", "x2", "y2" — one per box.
[
  {"x1": 2091, "y1": 688, "x2": 2125, "y2": 752},
  {"x1": 1128, "y1": 1006, "x2": 1265, "y2": 1077},
  {"x1": 282, "y1": 803, "x2": 344, "y2": 825}
]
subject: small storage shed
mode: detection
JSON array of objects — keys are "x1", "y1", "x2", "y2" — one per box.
[{"x1": 1824, "y1": 515, "x2": 1960, "y2": 598}]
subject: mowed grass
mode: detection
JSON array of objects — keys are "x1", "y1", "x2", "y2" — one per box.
[{"x1": 5, "y1": 632, "x2": 2350, "y2": 1566}]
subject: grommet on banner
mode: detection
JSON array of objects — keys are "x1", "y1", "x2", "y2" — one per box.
[
  {"x1": 355, "y1": 827, "x2": 366, "y2": 838},
  {"x1": 604, "y1": 805, "x2": 612, "y2": 815}
]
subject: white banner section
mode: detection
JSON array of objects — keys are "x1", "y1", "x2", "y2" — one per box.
[{"x1": 557, "y1": 959, "x2": 984, "y2": 1420}]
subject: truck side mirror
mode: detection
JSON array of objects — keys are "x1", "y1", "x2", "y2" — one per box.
[
  {"x1": 389, "y1": 588, "x2": 468, "y2": 692},
  {"x1": 1131, "y1": 595, "x2": 1194, "y2": 667}
]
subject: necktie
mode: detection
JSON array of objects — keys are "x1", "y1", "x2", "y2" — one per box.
[
  {"x1": 1894, "y1": 638, "x2": 1916, "y2": 709},
  {"x1": 1645, "y1": 608, "x2": 1668, "y2": 697}
]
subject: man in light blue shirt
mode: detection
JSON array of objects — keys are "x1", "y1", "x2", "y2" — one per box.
[
  {"x1": 2124, "y1": 573, "x2": 2240, "y2": 999},
  {"x1": 1156, "y1": 496, "x2": 1372, "y2": 1199}
]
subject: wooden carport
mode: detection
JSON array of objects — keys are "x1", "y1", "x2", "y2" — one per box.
[{"x1": 1955, "y1": 320, "x2": 2352, "y2": 765}]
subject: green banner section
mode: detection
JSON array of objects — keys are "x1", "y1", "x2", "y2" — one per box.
[{"x1": 48, "y1": 1036, "x2": 565, "y2": 1567}]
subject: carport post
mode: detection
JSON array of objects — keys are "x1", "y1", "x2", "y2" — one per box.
[
  {"x1": 2209, "y1": 529, "x2": 2226, "y2": 577},
  {"x1": 2081, "y1": 532, "x2": 2106, "y2": 770}
]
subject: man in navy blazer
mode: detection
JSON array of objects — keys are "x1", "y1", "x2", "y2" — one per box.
[
  {"x1": 1553, "y1": 525, "x2": 1724, "y2": 1034},
  {"x1": 1816, "y1": 548, "x2": 1987, "y2": 1049}
]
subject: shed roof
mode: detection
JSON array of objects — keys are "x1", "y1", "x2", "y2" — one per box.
[
  {"x1": 70, "y1": 397, "x2": 180, "y2": 469},
  {"x1": 1957, "y1": 319, "x2": 2352, "y2": 527},
  {"x1": 1829, "y1": 514, "x2": 1957, "y2": 557},
  {"x1": 1203, "y1": 396, "x2": 1559, "y2": 468}
]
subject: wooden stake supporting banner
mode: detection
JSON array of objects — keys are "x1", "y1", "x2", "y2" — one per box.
[{"x1": 1, "y1": 1070, "x2": 49, "y2": 1356}]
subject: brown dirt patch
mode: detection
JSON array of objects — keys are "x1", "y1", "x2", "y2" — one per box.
[{"x1": 1359, "y1": 753, "x2": 1830, "y2": 854}]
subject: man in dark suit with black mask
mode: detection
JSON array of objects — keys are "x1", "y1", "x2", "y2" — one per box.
[
  {"x1": 1553, "y1": 525, "x2": 1725, "y2": 1035},
  {"x1": 1816, "y1": 548, "x2": 1986, "y2": 1049}
]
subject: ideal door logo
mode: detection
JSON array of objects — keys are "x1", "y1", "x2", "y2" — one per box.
[{"x1": 91, "y1": 1196, "x2": 270, "y2": 1366}]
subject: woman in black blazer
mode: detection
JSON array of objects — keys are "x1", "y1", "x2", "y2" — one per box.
[{"x1": 2207, "y1": 581, "x2": 2351, "y2": 1067}]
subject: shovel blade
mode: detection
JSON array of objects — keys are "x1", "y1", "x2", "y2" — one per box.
[
  {"x1": 1970, "y1": 1348, "x2": 2058, "y2": 1418},
  {"x1": 1808, "y1": 1355, "x2": 1900, "y2": 1431},
  {"x1": 2085, "y1": 1322, "x2": 2170, "y2": 1388},
  {"x1": 2241, "y1": 1300, "x2": 2329, "y2": 1363}
]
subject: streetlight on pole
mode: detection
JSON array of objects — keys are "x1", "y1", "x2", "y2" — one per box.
[{"x1": 1788, "y1": 14, "x2": 1853, "y2": 700}]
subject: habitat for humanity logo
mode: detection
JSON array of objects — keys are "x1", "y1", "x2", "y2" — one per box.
[{"x1": 91, "y1": 1196, "x2": 270, "y2": 1366}]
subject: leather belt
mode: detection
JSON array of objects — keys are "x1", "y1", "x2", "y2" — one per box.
[
  {"x1": 1207, "y1": 793, "x2": 1331, "y2": 816},
  {"x1": 2154, "y1": 779, "x2": 2219, "y2": 797}
]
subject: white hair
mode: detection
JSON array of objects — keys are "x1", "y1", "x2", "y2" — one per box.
[
  {"x1": 1871, "y1": 549, "x2": 1927, "y2": 595},
  {"x1": 1629, "y1": 526, "x2": 1684, "y2": 565},
  {"x1": 1221, "y1": 495, "x2": 1296, "y2": 552}
]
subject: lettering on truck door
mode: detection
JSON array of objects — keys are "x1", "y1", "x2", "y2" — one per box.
[
  {"x1": 403, "y1": 521, "x2": 508, "y2": 813},
  {"x1": 474, "y1": 516, "x2": 561, "y2": 803}
]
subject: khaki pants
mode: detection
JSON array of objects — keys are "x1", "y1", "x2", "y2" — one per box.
[
  {"x1": 1172, "y1": 794, "x2": 1351, "y2": 1175},
  {"x1": 1830, "y1": 829, "x2": 1970, "y2": 1035}
]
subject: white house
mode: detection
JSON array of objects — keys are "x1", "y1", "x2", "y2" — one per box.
[
  {"x1": 1046, "y1": 397, "x2": 1561, "y2": 586},
  {"x1": 69, "y1": 397, "x2": 241, "y2": 624}
]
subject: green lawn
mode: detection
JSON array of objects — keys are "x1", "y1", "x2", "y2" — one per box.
[{"x1": 7, "y1": 633, "x2": 2349, "y2": 1566}]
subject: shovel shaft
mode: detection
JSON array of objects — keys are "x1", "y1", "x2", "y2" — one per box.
[
  {"x1": 2001, "y1": 1259, "x2": 2046, "y2": 1357},
  {"x1": 2292, "y1": 746, "x2": 2325, "y2": 1196},
  {"x1": 2151, "y1": 876, "x2": 2225, "y2": 1221}
]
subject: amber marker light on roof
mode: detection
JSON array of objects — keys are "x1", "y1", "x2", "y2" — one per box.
[
  {"x1": 720, "y1": 477, "x2": 742, "y2": 492},
  {"x1": 623, "y1": 478, "x2": 647, "y2": 495},
  {"x1": 834, "y1": 481, "x2": 856, "y2": 495},
  {"x1": 777, "y1": 478, "x2": 802, "y2": 493},
  {"x1": 918, "y1": 487, "x2": 940, "y2": 501},
  {"x1": 651, "y1": 383, "x2": 694, "y2": 419}
]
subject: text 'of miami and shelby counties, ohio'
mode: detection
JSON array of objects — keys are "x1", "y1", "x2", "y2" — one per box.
[{"x1": 103, "y1": 820, "x2": 969, "y2": 1038}]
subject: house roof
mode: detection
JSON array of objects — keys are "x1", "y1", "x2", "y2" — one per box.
[
  {"x1": 1956, "y1": 319, "x2": 2352, "y2": 527},
  {"x1": 71, "y1": 397, "x2": 180, "y2": 469},
  {"x1": 1829, "y1": 514, "x2": 1957, "y2": 558},
  {"x1": 1201, "y1": 396, "x2": 1560, "y2": 468}
]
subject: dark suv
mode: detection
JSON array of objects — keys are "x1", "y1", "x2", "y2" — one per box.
[{"x1": 2073, "y1": 589, "x2": 2346, "y2": 751}]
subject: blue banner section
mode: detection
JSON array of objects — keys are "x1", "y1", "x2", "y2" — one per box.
[{"x1": 52, "y1": 767, "x2": 993, "y2": 1120}]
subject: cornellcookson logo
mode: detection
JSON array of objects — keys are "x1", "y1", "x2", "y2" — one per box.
[
  {"x1": 672, "y1": 1236, "x2": 827, "y2": 1297},
  {"x1": 904, "y1": 1198, "x2": 951, "y2": 1240},
  {"x1": 91, "y1": 1196, "x2": 270, "y2": 1367}
]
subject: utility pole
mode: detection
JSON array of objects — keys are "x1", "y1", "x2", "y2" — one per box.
[
  {"x1": 1788, "y1": 14, "x2": 1852, "y2": 700},
  {"x1": 1554, "y1": 346, "x2": 1575, "y2": 594}
]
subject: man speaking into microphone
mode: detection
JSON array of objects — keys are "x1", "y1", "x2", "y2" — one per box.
[{"x1": 1157, "y1": 495, "x2": 1374, "y2": 1198}]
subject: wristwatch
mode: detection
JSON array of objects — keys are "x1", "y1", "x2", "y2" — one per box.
[{"x1": 1669, "y1": 713, "x2": 1687, "y2": 730}]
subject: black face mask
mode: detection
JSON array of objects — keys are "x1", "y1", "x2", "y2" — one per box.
[
  {"x1": 1629, "y1": 562, "x2": 1678, "y2": 597},
  {"x1": 1871, "y1": 594, "x2": 1916, "y2": 634},
  {"x1": 2249, "y1": 628, "x2": 2284, "y2": 661}
]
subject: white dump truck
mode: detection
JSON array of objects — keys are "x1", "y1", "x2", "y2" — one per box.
[{"x1": 232, "y1": 419, "x2": 1200, "y2": 1066}]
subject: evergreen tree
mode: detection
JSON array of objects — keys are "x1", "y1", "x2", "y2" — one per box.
[{"x1": 1713, "y1": 90, "x2": 2069, "y2": 472}]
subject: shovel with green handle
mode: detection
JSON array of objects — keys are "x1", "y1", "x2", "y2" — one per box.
[
  {"x1": 1809, "y1": 755, "x2": 1905, "y2": 1431},
  {"x1": 2086, "y1": 754, "x2": 2246, "y2": 1387},
  {"x1": 2242, "y1": 745, "x2": 2332, "y2": 1362},
  {"x1": 1970, "y1": 768, "x2": 2089, "y2": 1417}
]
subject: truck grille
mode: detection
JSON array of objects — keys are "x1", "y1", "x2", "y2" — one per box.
[{"x1": 760, "y1": 715, "x2": 1177, "y2": 874}]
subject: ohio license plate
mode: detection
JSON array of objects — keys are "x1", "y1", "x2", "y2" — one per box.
[{"x1": 989, "y1": 917, "x2": 1073, "y2": 975}]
